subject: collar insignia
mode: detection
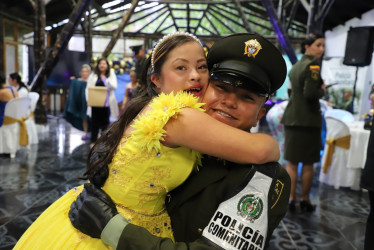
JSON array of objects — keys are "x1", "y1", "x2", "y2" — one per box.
[{"x1": 244, "y1": 39, "x2": 262, "y2": 58}]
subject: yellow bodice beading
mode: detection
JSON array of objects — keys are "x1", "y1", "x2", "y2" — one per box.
[{"x1": 14, "y1": 91, "x2": 204, "y2": 249}]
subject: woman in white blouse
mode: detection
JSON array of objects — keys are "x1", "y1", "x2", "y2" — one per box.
[
  {"x1": 86, "y1": 58, "x2": 118, "y2": 145},
  {"x1": 8, "y1": 72, "x2": 29, "y2": 98}
]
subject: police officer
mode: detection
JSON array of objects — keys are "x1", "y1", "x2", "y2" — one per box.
[
  {"x1": 362, "y1": 122, "x2": 374, "y2": 250},
  {"x1": 281, "y1": 33, "x2": 325, "y2": 212},
  {"x1": 129, "y1": 44, "x2": 146, "y2": 81},
  {"x1": 69, "y1": 33, "x2": 290, "y2": 250}
]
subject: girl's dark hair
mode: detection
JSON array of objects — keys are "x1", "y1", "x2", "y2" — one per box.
[
  {"x1": 83, "y1": 34, "x2": 203, "y2": 187},
  {"x1": 301, "y1": 33, "x2": 324, "y2": 54},
  {"x1": 94, "y1": 58, "x2": 110, "y2": 77},
  {"x1": 9, "y1": 72, "x2": 28, "y2": 91}
]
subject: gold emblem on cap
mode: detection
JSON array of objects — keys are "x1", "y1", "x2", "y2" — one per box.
[
  {"x1": 244, "y1": 39, "x2": 262, "y2": 58},
  {"x1": 235, "y1": 80, "x2": 243, "y2": 86}
]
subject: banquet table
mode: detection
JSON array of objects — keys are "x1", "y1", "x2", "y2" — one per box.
[
  {"x1": 346, "y1": 121, "x2": 371, "y2": 169},
  {"x1": 320, "y1": 120, "x2": 371, "y2": 190}
]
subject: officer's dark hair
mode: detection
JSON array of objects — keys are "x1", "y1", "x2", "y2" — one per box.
[
  {"x1": 301, "y1": 33, "x2": 324, "y2": 54},
  {"x1": 82, "y1": 34, "x2": 205, "y2": 187},
  {"x1": 93, "y1": 58, "x2": 110, "y2": 77},
  {"x1": 9, "y1": 72, "x2": 28, "y2": 90}
]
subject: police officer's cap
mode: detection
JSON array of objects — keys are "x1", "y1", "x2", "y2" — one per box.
[
  {"x1": 207, "y1": 33, "x2": 287, "y2": 97},
  {"x1": 130, "y1": 45, "x2": 143, "y2": 55}
]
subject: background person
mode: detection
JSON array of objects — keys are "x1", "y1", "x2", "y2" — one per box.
[
  {"x1": 8, "y1": 72, "x2": 28, "y2": 97},
  {"x1": 63, "y1": 64, "x2": 91, "y2": 140},
  {"x1": 361, "y1": 121, "x2": 374, "y2": 250},
  {"x1": 87, "y1": 58, "x2": 118, "y2": 145},
  {"x1": 0, "y1": 71, "x2": 18, "y2": 126},
  {"x1": 69, "y1": 33, "x2": 290, "y2": 250},
  {"x1": 281, "y1": 33, "x2": 326, "y2": 212},
  {"x1": 130, "y1": 44, "x2": 146, "y2": 82},
  {"x1": 119, "y1": 70, "x2": 138, "y2": 116},
  {"x1": 266, "y1": 100, "x2": 289, "y2": 168}
]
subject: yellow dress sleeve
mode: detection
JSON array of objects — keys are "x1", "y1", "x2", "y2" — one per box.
[{"x1": 130, "y1": 91, "x2": 205, "y2": 154}]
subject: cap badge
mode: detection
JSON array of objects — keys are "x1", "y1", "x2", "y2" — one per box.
[
  {"x1": 235, "y1": 80, "x2": 243, "y2": 86},
  {"x1": 244, "y1": 39, "x2": 262, "y2": 58}
]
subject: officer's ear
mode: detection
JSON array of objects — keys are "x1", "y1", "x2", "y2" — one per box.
[{"x1": 252, "y1": 107, "x2": 266, "y2": 128}]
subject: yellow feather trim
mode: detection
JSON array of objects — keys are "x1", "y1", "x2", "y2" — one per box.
[{"x1": 131, "y1": 91, "x2": 205, "y2": 154}]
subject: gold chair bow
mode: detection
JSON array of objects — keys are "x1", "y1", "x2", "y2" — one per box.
[
  {"x1": 3, "y1": 115, "x2": 29, "y2": 146},
  {"x1": 322, "y1": 135, "x2": 351, "y2": 173}
]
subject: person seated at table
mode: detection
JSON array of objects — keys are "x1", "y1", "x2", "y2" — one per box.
[
  {"x1": 0, "y1": 71, "x2": 19, "y2": 126},
  {"x1": 8, "y1": 72, "x2": 28, "y2": 98}
]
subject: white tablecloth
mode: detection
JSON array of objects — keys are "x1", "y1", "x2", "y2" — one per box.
[{"x1": 346, "y1": 121, "x2": 371, "y2": 169}]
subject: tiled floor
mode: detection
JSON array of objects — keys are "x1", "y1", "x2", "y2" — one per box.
[{"x1": 0, "y1": 115, "x2": 369, "y2": 250}]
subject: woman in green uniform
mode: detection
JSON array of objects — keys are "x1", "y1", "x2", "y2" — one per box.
[{"x1": 281, "y1": 33, "x2": 326, "y2": 212}]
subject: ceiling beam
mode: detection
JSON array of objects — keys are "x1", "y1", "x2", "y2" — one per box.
[
  {"x1": 142, "y1": 0, "x2": 259, "y2": 3},
  {"x1": 193, "y1": 3, "x2": 209, "y2": 34},
  {"x1": 204, "y1": 5, "x2": 220, "y2": 35},
  {"x1": 187, "y1": 3, "x2": 190, "y2": 33},
  {"x1": 158, "y1": 23, "x2": 174, "y2": 33},
  {"x1": 102, "y1": 0, "x2": 139, "y2": 57},
  {"x1": 285, "y1": 0, "x2": 300, "y2": 31},
  {"x1": 92, "y1": 0, "x2": 106, "y2": 16},
  {"x1": 209, "y1": 5, "x2": 244, "y2": 28},
  {"x1": 127, "y1": 6, "x2": 168, "y2": 25},
  {"x1": 27, "y1": 0, "x2": 36, "y2": 11},
  {"x1": 166, "y1": 3, "x2": 179, "y2": 31},
  {"x1": 300, "y1": 0, "x2": 311, "y2": 13},
  {"x1": 136, "y1": 9, "x2": 169, "y2": 32},
  {"x1": 154, "y1": 12, "x2": 170, "y2": 33},
  {"x1": 207, "y1": 9, "x2": 235, "y2": 33},
  {"x1": 213, "y1": 3, "x2": 241, "y2": 19},
  {"x1": 234, "y1": 0, "x2": 252, "y2": 32},
  {"x1": 261, "y1": 0, "x2": 298, "y2": 64},
  {"x1": 317, "y1": 0, "x2": 335, "y2": 22}
]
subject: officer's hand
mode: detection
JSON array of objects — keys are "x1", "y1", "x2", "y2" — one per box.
[{"x1": 69, "y1": 183, "x2": 118, "y2": 238}]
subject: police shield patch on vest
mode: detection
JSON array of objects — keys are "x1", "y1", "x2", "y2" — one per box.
[{"x1": 202, "y1": 172, "x2": 272, "y2": 250}]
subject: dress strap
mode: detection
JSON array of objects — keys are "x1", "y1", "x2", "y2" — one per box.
[{"x1": 7, "y1": 87, "x2": 15, "y2": 97}]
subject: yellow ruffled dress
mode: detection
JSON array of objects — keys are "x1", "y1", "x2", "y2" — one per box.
[{"x1": 15, "y1": 92, "x2": 203, "y2": 249}]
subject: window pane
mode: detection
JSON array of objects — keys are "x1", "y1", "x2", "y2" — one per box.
[
  {"x1": 18, "y1": 26, "x2": 33, "y2": 44},
  {"x1": 4, "y1": 22, "x2": 15, "y2": 41},
  {"x1": 6, "y1": 44, "x2": 17, "y2": 76}
]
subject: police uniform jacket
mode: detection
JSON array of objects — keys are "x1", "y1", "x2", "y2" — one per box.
[
  {"x1": 281, "y1": 54, "x2": 324, "y2": 128},
  {"x1": 361, "y1": 123, "x2": 374, "y2": 192},
  {"x1": 117, "y1": 156, "x2": 291, "y2": 250}
]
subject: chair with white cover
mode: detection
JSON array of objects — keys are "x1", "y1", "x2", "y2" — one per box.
[
  {"x1": 25, "y1": 92, "x2": 40, "y2": 144},
  {"x1": 0, "y1": 97, "x2": 31, "y2": 158},
  {"x1": 324, "y1": 109, "x2": 354, "y2": 123},
  {"x1": 319, "y1": 116, "x2": 359, "y2": 190}
]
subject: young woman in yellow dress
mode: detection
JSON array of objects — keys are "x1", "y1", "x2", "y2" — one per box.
[{"x1": 14, "y1": 32, "x2": 279, "y2": 249}]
